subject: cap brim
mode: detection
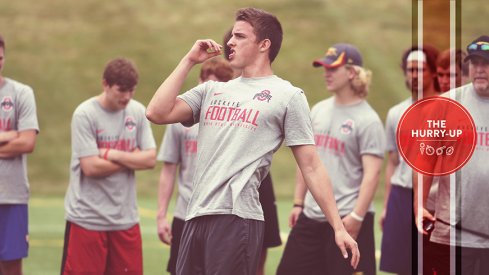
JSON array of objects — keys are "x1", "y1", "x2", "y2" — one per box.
[
  {"x1": 312, "y1": 60, "x2": 343, "y2": 68},
  {"x1": 464, "y1": 52, "x2": 489, "y2": 63}
]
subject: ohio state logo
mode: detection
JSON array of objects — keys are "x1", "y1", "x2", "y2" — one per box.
[
  {"x1": 124, "y1": 116, "x2": 136, "y2": 132},
  {"x1": 340, "y1": 119, "x2": 354, "y2": 135},
  {"x1": 253, "y1": 90, "x2": 272, "y2": 102},
  {"x1": 1, "y1": 96, "x2": 14, "y2": 112}
]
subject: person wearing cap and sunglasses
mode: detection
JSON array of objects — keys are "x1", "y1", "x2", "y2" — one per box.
[
  {"x1": 277, "y1": 43, "x2": 384, "y2": 275},
  {"x1": 414, "y1": 35, "x2": 489, "y2": 274},
  {"x1": 379, "y1": 45, "x2": 440, "y2": 275}
]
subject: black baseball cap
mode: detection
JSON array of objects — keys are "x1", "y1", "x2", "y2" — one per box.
[
  {"x1": 465, "y1": 35, "x2": 489, "y2": 62},
  {"x1": 313, "y1": 43, "x2": 363, "y2": 68}
]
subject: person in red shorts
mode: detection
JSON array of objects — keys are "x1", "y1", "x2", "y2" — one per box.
[{"x1": 60, "y1": 58, "x2": 156, "y2": 275}]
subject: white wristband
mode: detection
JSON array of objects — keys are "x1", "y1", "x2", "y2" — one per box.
[{"x1": 350, "y1": 211, "x2": 364, "y2": 222}]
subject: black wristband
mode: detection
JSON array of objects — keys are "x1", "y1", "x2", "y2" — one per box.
[{"x1": 293, "y1": 204, "x2": 304, "y2": 208}]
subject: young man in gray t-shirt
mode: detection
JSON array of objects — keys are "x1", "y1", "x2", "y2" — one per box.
[
  {"x1": 0, "y1": 34, "x2": 39, "y2": 275},
  {"x1": 277, "y1": 43, "x2": 385, "y2": 275},
  {"x1": 380, "y1": 45, "x2": 440, "y2": 275},
  {"x1": 147, "y1": 7, "x2": 359, "y2": 275},
  {"x1": 61, "y1": 58, "x2": 156, "y2": 275},
  {"x1": 156, "y1": 57, "x2": 234, "y2": 275}
]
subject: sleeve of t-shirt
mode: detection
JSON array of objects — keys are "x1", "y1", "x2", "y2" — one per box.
[
  {"x1": 71, "y1": 110, "x2": 99, "y2": 159},
  {"x1": 16, "y1": 85, "x2": 39, "y2": 132},
  {"x1": 137, "y1": 105, "x2": 157, "y2": 151},
  {"x1": 157, "y1": 124, "x2": 181, "y2": 163},
  {"x1": 284, "y1": 90, "x2": 315, "y2": 147},
  {"x1": 178, "y1": 82, "x2": 210, "y2": 127},
  {"x1": 358, "y1": 119, "x2": 386, "y2": 158},
  {"x1": 385, "y1": 108, "x2": 397, "y2": 152}
]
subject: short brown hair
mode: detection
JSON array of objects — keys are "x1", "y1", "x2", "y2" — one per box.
[
  {"x1": 0, "y1": 34, "x2": 5, "y2": 50},
  {"x1": 103, "y1": 58, "x2": 138, "y2": 91},
  {"x1": 235, "y1": 8, "x2": 283, "y2": 63},
  {"x1": 437, "y1": 48, "x2": 468, "y2": 75},
  {"x1": 200, "y1": 57, "x2": 234, "y2": 82},
  {"x1": 223, "y1": 28, "x2": 233, "y2": 62}
]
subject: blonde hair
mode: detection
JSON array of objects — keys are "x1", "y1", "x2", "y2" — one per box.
[{"x1": 347, "y1": 65, "x2": 372, "y2": 98}]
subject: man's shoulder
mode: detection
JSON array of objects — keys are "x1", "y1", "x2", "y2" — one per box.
[
  {"x1": 388, "y1": 97, "x2": 411, "y2": 115},
  {"x1": 269, "y1": 75, "x2": 302, "y2": 92},
  {"x1": 3, "y1": 78, "x2": 34, "y2": 94},
  {"x1": 311, "y1": 97, "x2": 333, "y2": 110},
  {"x1": 73, "y1": 97, "x2": 98, "y2": 116}
]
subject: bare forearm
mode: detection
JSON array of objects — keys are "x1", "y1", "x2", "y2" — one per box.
[
  {"x1": 0, "y1": 130, "x2": 36, "y2": 158},
  {"x1": 81, "y1": 157, "x2": 125, "y2": 178},
  {"x1": 293, "y1": 167, "x2": 308, "y2": 205},
  {"x1": 146, "y1": 57, "x2": 195, "y2": 124},
  {"x1": 107, "y1": 148, "x2": 156, "y2": 170},
  {"x1": 157, "y1": 164, "x2": 177, "y2": 219},
  {"x1": 354, "y1": 156, "x2": 382, "y2": 217},
  {"x1": 0, "y1": 131, "x2": 18, "y2": 144},
  {"x1": 302, "y1": 164, "x2": 344, "y2": 231},
  {"x1": 384, "y1": 153, "x2": 398, "y2": 208}
]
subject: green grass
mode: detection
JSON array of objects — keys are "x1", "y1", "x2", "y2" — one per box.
[{"x1": 26, "y1": 196, "x2": 390, "y2": 275}]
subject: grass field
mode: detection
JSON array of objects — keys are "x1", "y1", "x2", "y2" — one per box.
[{"x1": 26, "y1": 196, "x2": 390, "y2": 275}]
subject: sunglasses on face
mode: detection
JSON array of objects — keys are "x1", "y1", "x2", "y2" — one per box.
[{"x1": 468, "y1": 43, "x2": 489, "y2": 51}]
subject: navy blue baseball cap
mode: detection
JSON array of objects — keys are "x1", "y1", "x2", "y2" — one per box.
[
  {"x1": 465, "y1": 35, "x2": 489, "y2": 62},
  {"x1": 313, "y1": 43, "x2": 363, "y2": 68}
]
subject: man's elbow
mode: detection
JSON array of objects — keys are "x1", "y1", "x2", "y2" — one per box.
[
  {"x1": 145, "y1": 158, "x2": 156, "y2": 169},
  {"x1": 81, "y1": 165, "x2": 98, "y2": 178},
  {"x1": 24, "y1": 140, "x2": 36, "y2": 154},
  {"x1": 146, "y1": 108, "x2": 167, "y2": 125}
]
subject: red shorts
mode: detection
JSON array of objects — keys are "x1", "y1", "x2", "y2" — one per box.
[{"x1": 61, "y1": 221, "x2": 142, "y2": 275}]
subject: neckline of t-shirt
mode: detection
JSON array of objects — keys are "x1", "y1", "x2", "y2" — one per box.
[
  {"x1": 93, "y1": 97, "x2": 125, "y2": 115},
  {"x1": 0, "y1": 77, "x2": 10, "y2": 90},
  {"x1": 238, "y1": 75, "x2": 277, "y2": 82},
  {"x1": 332, "y1": 98, "x2": 365, "y2": 108}
]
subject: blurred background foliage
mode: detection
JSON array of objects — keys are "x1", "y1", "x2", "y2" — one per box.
[{"x1": 0, "y1": 0, "x2": 487, "y2": 198}]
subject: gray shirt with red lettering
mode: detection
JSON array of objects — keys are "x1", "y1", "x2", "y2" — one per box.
[
  {"x1": 157, "y1": 123, "x2": 198, "y2": 220},
  {"x1": 303, "y1": 98, "x2": 385, "y2": 221},
  {"x1": 64, "y1": 97, "x2": 156, "y2": 230},
  {"x1": 0, "y1": 78, "x2": 39, "y2": 204},
  {"x1": 179, "y1": 76, "x2": 314, "y2": 221}
]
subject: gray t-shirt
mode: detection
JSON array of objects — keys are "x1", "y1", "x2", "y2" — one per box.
[
  {"x1": 431, "y1": 84, "x2": 489, "y2": 248},
  {"x1": 179, "y1": 75, "x2": 314, "y2": 221},
  {"x1": 386, "y1": 97, "x2": 439, "y2": 211},
  {"x1": 64, "y1": 97, "x2": 156, "y2": 231},
  {"x1": 157, "y1": 123, "x2": 198, "y2": 220},
  {"x1": 385, "y1": 98, "x2": 413, "y2": 189},
  {"x1": 303, "y1": 98, "x2": 385, "y2": 221},
  {"x1": 0, "y1": 78, "x2": 39, "y2": 204}
]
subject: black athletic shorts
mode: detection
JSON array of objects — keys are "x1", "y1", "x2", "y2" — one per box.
[
  {"x1": 176, "y1": 215, "x2": 264, "y2": 275},
  {"x1": 277, "y1": 212, "x2": 376, "y2": 275},
  {"x1": 166, "y1": 217, "x2": 185, "y2": 275},
  {"x1": 259, "y1": 174, "x2": 282, "y2": 248}
]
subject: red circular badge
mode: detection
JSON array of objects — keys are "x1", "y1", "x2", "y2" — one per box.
[{"x1": 397, "y1": 97, "x2": 477, "y2": 176}]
